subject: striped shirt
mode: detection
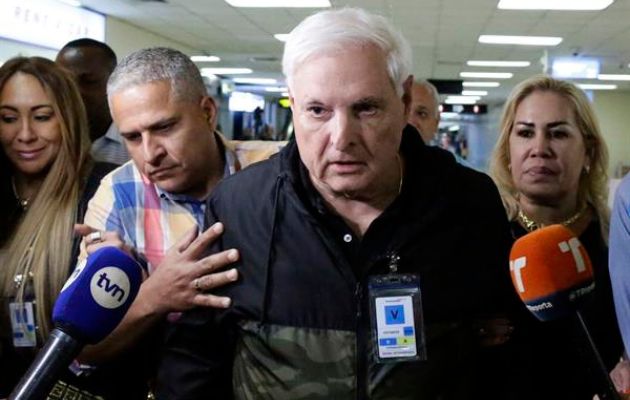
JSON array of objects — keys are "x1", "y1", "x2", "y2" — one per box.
[{"x1": 79, "y1": 134, "x2": 283, "y2": 273}]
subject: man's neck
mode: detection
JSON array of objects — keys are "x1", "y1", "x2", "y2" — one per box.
[
  {"x1": 312, "y1": 159, "x2": 403, "y2": 238},
  {"x1": 185, "y1": 132, "x2": 226, "y2": 200}
]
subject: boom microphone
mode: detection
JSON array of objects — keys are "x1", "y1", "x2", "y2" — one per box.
[
  {"x1": 509, "y1": 224, "x2": 620, "y2": 400},
  {"x1": 10, "y1": 247, "x2": 142, "y2": 400}
]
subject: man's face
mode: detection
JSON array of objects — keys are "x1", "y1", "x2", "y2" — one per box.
[
  {"x1": 110, "y1": 80, "x2": 218, "y2": 199},
  {"x1": 408, "y1": 83, "x2": 440, "y2": 144},
  {"x1": 56, "y1": 46, "x2": 113, "y2": 139},
  {"x1": 290, "y1": 43, "x2": 411, "y2": 200}
]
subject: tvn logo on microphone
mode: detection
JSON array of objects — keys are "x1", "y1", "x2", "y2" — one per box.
[{"x1": 90, "y1": 267, "x2": 131, "y2": 309}]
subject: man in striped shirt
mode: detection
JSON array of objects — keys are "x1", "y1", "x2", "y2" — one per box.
[{"x1": 71, "y1": 48, "x2": 280, "y2": 391}]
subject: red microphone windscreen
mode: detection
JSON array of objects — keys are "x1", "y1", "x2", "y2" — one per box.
[{"x1": 509, "y1": 224, "x2": 594, "y2": 321}]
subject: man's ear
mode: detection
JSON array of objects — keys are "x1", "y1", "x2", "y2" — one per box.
[
  {"x1": 288, "y1": 88, "x2": 295, "y2": 112},
  {"x1": 200, "y1": 96, "x2": 218, "y2": 128},
  {"x1": 401, "y1": 75, "x2": 414, "y2": 115}
]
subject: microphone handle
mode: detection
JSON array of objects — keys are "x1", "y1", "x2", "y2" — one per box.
[
  {"x1": 10, "y1": 329, "x2": 82, "y2": 400},
  {"x1": 573, "y1": 310, "x2": 621, "y2": 400}
]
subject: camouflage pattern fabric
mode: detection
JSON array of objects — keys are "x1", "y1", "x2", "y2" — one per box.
[{"x1": 232, "y1": 320, "x2": 356, "y2": 399}]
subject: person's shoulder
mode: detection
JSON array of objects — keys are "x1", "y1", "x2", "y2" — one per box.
[
  {"x1": 229, "y1": 139, "x2": 286, "y2": 168},
  {"x1": 619, "y1": 173, "x2": 630, "y2": 199},
  {"x1": 221, "y1": 154, "x2": 281, "y2": 190}
]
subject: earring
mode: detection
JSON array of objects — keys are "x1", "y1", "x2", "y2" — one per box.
[{"x1": 584, "y1": 165, "x2": 591, "y2": 174}]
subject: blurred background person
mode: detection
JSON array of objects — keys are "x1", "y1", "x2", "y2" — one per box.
[
  {"x1": 408, "y1": 79, "x2": 440, "y2": 145},
  {"x1": 56, "y1": 38, "x2": 129, "y2": 165},
  {"x1": 489, "y1": 74, "x2": 625, "y2": 399},
  {"x1": 0, "y1": 57, "x2": 120, "y2": 398}
]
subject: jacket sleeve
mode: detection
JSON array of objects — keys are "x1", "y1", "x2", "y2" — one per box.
[
  {"x1": 155, "y1": 201, "x2": 235, "y2": 399},
  {"x1": 609, "y1": 176, "x2": 630, "y2": 356}
]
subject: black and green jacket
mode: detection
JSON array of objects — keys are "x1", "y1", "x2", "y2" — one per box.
[{"x1": 157, "y1": 127, "x2": 517, "y2": 399}]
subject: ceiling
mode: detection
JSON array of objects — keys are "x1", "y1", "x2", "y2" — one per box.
[{"x1": 81, "y1": 0, "x2": 630, "y2": 104}]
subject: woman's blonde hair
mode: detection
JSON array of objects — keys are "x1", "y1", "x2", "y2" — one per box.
[
  {"x1": 489, "y1": 74, "x2": 610, "y2": 241},
  {"x1": 0, "y1": 57, "x2": 92, "y2": 340}
]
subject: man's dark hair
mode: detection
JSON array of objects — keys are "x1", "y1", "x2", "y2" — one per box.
[{"x1": 59, "y1": 38, "x2": 117, "y2": 69}]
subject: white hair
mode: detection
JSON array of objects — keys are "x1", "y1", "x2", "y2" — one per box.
[
  {"x1": 282, "y1": 7, "x2": 412, "y2": 96},
  {"x1": 415, "y1": 79, "x2": 440, "y2": 117}
]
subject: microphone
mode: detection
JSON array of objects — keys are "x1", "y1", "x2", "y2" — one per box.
[
  {"x1": 509, "y1": 224, "x2": 620, "y2": 400},
  {"x1": 10, "y1": 247, "x2": 142, "y2": 400}
]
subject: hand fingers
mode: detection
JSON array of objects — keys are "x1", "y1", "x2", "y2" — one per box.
[
  {"x1": 176, "y1": 226, "x2": 200, "y2": 253},
  {"x1": 85, "y1": 231, "x2": 126, "y2": 254},
  {"x1": 192, "y1": 268, "x2": 238, "y2": 293},
  {"x1": 195, "y1": 248, "x2": 239, "y2": 276},
  {"x1": 192, "y1": 293, "x2": 232, "y2": 308},
  {"x1": 74, "y1": 223, "x2": 97, "y2": 237},
  {"x1": 184, "y1": 223, "x2": 224, "y2": 258}
]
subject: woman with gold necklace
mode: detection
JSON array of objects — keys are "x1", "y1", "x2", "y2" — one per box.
[
  {"x1": 488, "y1": 75, "x2": 626, "y2": 399},
  {"x1": 0, "y1": 57, "x2": 115, "y2": 397}
]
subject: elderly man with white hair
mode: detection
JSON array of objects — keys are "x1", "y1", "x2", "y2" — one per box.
[{"x1": 157, "y1": 8, "x2": 516, "y2": 399}]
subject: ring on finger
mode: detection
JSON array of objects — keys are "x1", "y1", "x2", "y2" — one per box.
[
  {"x1": 88, "y1": 231, "x2": 103, "y2": 243},
  {"x1": 194, "y1": 278, "x2": 202, "y2": 292}
]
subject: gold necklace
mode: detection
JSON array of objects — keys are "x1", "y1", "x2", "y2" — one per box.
[
  {"x1": 11, "y1": 176, "x2": 30, "y2": 211},
  {"x1": 517, "y1": 205, "x2": 586, "y2": 232}
]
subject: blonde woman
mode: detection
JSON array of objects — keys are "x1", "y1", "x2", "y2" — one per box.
[
  {"x1": 489, "y1": 75, "x2": 624, "y2": 399},
  {"x1": 0, "y1": 57, "x2": 115, "y2": 397}
]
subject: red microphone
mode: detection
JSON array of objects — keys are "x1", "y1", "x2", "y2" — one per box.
[{"x1": 509, "y1": 225, "x2": 620, "y2": 400}]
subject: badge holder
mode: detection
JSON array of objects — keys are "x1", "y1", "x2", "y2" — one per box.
[{"x1": 368, "y1": 273, "x2": 426, "y2": 363}]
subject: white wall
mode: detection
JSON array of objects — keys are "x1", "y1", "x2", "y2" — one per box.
[
  {"x1": 0, "y1": 15, "x2": 197, "y2": 65},
  {"x1": 105, "y1": 17, "x2": 197, "y2": 58},
  {"x1": 592, "y1": 91, "x2": 630, "y2": 178}
]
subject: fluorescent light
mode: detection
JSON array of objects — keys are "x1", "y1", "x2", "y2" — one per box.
[
  {"x1": 281, "y1": 92, "x2": 289, "y2": 97},
  {"x1": 462, "y1": 90, "x2": 488, "y2": 96},
  {"x1": 233, "y1": 77, "x2": 277, "y2": 84},
  {"x1": 274, "y1": 34, "x2": 290, "y2": 42},
  {"x1": 498, "y1": 0, "x2": 613, "y2": 10},
  {"x1": 463, "y1": 81, "x2": 500, "y2": 88},
  {"x1": 552, "y1": 58, "x2": 600, "y2": 79},
  {"x1": 191, "y1": 55, "x2": 221, "y2": 62},
  {"x1": 578, "y1": 83, "x2": 617, "y2": 90},
  {"x1": 201, "y1": 67, "x2": 253, "y2": 75},
  {"x1": 265, "y1": 86, "x2": 288, "y2": 92},
  {"x1": 225, "y1": 0, "x2": 331, "y2": 7},
  {"x1": 57, "y1": 0, "x2": 82, "y2": 6},
  {"x1": 479, "y1": 35, "x2": 562, "y2": 46},
  {"x1": 445, "y1": 96, "x2": 480, "y2": 104},
  {"x1": 460, "y1": 72, "x2": 513, "y2": 79},
  {"x1": 448, "y1": 124, "x2": 461, "y2": 132},
  {"x1": 467, "y1": 60, "x2": 530, "y2": 67},
  {"x1": 441, "y1": 112, "x2": 460, "y2": 118},
  {"x1": 598, "y1": 74, "x2": 630, "y2": 81}
]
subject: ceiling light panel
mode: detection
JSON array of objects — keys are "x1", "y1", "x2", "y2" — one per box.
[
  {"x1": 479, "y1": 35, "x2": 563, "y2": 46},
  {"x1": 598, "y1": 74, "x2": 630, "y2": 81},
  {"x1": 467, "y1": 60, "x2": 530, "y2": 67},
  {"x1": 201, "y1": 68, "x2": 253, "y2": 75},
  {"x1": 462, "y1": 90, "x2": 488, "y2": 96},
  {"x1": 191, "y1": 55, "x2": 221, "y2": 62},
  {"x1": 463, "y1": 81, "x2": 501, "y2": 87},
  {"x1": 578, "y1": 83, "x2": 617, "y2": 90},
  {"x1": 233, "y1": 78, "x2": 277, "y2": 84},
  {"x1": 460, "y1": 72, "x2": 513, "y2": 79},
  {"x1": 498, "y1": 0, "x2": 613, "y2": 10},
  {"x1": 225, "y1": 0, "x2": 331, "y2": 7}
]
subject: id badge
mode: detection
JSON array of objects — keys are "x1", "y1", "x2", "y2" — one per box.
[
  {"x1": 368, "y1": 274, "x2": 426, "y2": 363},
  {"x1": 9, "y1": 301, "x2": 37, "y2": 347}
]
